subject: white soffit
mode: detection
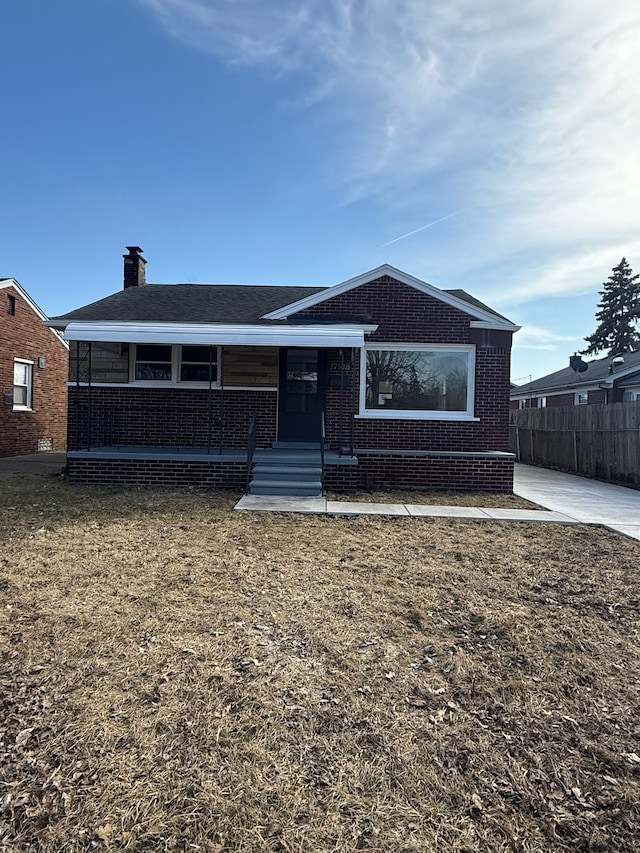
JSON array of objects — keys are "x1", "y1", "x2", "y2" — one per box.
[{"x1": 63, "y1": 322, "x2": 374, "y2": 348}]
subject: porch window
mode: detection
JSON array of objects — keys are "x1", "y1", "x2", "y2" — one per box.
[
  {"x1": 134, "y1": 345, "x2": 173, "y2": 380},
  {"x1": 361, "y1": 345, "x2": 475, "y2": 419},
  {"x1": 132, "y1": 344, "x2": 219, "y2": 384},
  {"x1": 13, "y1": 359, "x2": 33, "y2": 410},
  {"x1": 180, "y1": 346, "x2": 217, "y2": 382}
]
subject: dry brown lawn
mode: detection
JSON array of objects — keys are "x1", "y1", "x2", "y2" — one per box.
[{"x1": 0, "y1": 475, "x2": 639, "y2": 852}]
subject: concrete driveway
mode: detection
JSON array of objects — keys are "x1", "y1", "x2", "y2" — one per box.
[
  {"x1": 0, "y1": 452, "x2": 66, "y2": 480},
  {"x1": 514, "y1": 463, "x2": 640, "y2": 541}
]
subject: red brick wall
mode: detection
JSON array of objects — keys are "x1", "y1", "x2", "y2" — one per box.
[
  {"x1": 294, "y1": 276, "x2": 472, "y2": 344},
  {"x1": 0, "y1": 284, "x2": 68, "y2": 457},
  {"x1": 67, "y1": 456, "x2": 246, "y2": 488},
  {"x1": 547, "y1": 394, "x2": 574, "y2": 407},
  {"x1": 307, "y1": 274, "x2": 513, "y2": 455},
  {"x1": 325, "y1": 454, "x2": 514, "y2": 493},
  {"x1": 67, "y1": 386, "x2": 277, "y2": 450},
  {"x1": 588, "y1": 389, "x2": 607, "y2": 404}
]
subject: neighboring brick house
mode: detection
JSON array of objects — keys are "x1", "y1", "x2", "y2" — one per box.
[
  {"x1": 510, "y1": 351, "x2": 640, "y2": 409},
  {"x1": 49, "y1": 247, "x2": 519, "y2": 493},
  {"x1": 1, "y1": 279, "x2": 69, "y2": 457}
]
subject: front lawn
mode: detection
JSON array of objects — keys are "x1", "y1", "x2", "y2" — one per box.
[{"x1": 1, "y1": 477, "x2": 638, "y2": 852}]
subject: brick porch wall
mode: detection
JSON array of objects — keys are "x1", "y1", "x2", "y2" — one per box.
[
  {"x1": 67, "y1": 386, "x2": 278, "y2": 450},
  {"x1": 67, "y1": 456, "x2": 246, "y2": 488}
]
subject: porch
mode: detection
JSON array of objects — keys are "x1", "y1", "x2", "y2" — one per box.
[{"x1": 66, "y1": 443, "x2": 359, "y2": 495}]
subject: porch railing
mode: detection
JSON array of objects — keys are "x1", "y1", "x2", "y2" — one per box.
[{"x1": 245, "y1": 414, "x2": 257, "y2": 493}]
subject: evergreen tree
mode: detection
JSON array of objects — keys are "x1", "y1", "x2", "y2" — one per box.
[{"x1": 582, "y1": 258, "x2": 640, "y2": 355}]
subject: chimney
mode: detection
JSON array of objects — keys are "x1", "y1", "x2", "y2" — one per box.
[{"x1": 123, "y1": 246, "x2": 147, "y2": 289}]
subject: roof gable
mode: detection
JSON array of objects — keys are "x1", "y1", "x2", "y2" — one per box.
[
  {"x1": 262, "y1": 264, "x2": 517, "y2": 329},
  {"x1": 1, "y1": 279, "x2": 69, "y2": 349}
]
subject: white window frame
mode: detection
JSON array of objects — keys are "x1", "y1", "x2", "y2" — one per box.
[
  {"x1": 130, "y1": 344, "x2": 221, "y2": 387},
  {"x1": 13, "y1": 359, "x2": 34, "y2": 411},
  {"x1": 574, "y1": 392, "x2": 588, "y2": 405},
  {"x1": 358, "y1": 343, "x2": 477, "y2": 421},
  {"x1": 538, "y1": 396, "x2": 547, "y2": 408}
]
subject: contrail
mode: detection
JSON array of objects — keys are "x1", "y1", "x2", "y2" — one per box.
[{"x1": 382, "y1": 211, "x2": 459, "y2": 247}]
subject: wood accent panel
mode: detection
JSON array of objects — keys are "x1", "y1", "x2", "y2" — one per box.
[{"x1": 222, "y1": 346, "x2": 278, "y2": 386}]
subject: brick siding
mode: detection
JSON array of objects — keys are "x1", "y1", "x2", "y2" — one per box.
[
  {"x1": 67, "y1": 386, "x2": 277, "y2": 450},
  {"x1": 1, "y1": 285, "x2": 68, "y2": 457},
  {"x1": 67, "y1": 456, "x2": 246, "y2": 488}
]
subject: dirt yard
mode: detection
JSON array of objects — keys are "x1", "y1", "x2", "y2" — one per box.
[{"x1": 0, "y1": 476, "x2": 639, "y2": 852}]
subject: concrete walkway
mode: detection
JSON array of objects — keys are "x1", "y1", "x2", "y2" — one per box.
[
  {"x1": 514, "y1": 463, "x2": 640, "y2": 541},
  {"x1": 236, "y1": 465, "x2": 640, "y2": 542},
  {"x1": 0, "y1": 451, "x2": 66, "y2": 480},
  {"x1": 234, "y1": 494, "x2": 577, "y2": 525}
]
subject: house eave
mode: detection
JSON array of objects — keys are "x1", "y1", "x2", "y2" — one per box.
[
  {"x1": 470, "y1": 320, "x2": 521, "y2": 332},
  {"x1": 62, "y1": 321, "x2": 378, "y2": 348}
]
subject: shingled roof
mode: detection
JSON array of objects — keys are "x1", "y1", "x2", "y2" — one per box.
[
  {"x1": 511, "y1": 350, "x2": 640, "y2": 396},
  {"x1": 49, "y1": 284, "x2": 328, "y2": 326}
]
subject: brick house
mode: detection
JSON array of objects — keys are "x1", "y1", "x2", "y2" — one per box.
[
  {"x1": 1, "y1": 279, "x2": 68, "y2": 457},
  {"x1": 510, "y1": 351, "x2": 640, "y2": 409},
  {"x1": 48, "y1": 248, "x2": 519, "y2": 493}
]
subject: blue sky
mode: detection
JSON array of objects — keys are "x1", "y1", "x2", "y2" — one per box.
[{"x1": 3, "y1": 0, "x2": 639, "y2": 382}]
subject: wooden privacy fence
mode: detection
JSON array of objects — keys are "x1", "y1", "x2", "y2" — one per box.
[{"x1": 509, "y1": 402, "x2": 640, "y2": 486}]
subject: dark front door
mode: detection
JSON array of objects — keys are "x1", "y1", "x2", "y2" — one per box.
[{"x1": 278, "y1": 348, "x2": 326, "y2": 442}]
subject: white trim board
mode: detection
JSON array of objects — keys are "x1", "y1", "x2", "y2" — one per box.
[
  {"x1": 63, "y1": 321, "x2": 377, "y2": 348},
  {"x1": 262, "y1": 264, "x2": 520, "y2": 331}
]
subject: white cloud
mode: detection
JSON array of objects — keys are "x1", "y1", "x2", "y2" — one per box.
[
  {"x1": 138, "y1": 0, "x2": 640, "y2": 303},
  {"x1": 514, "y1": 324, "x2": 576, "y2": 351}
]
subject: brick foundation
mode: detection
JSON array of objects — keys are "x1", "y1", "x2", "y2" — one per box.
[{"x1": 67, "y1": 456, "x2": 247, "y2": 489}]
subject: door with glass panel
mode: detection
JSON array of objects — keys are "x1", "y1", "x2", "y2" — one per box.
[{"x1": 278, "y1": 348, "x2": 326, "y2": 442}]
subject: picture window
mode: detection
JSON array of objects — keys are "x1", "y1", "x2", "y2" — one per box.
[{"x1": 360, "y1": 345, "x2": 475, "y2": 420}]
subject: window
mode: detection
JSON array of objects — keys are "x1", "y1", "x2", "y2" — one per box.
[
  {"x1": 132, "y1": 344, "x2": 218, "y2": 384},
  {"x1": 180, "y1": 346, "x2": 217, "y2": 382},
  {"x1": 575, "y1": 392, "x2": 588, "y2": 405},
  {"x1": 7, "y1": 295, "x2": 16, "y2": 315},
  {"x1": 361, "y1": 345, "x2": 475, "y2": 419},
  {"x1": 13, "y1": 359, "x2": 33, "y2": 410},
  {"x1": 518, "y1": 399, "x2": 526, "y2": 410},
  {"x1": 537, "y1": 396, "x2": 547, "y2": 408},
  {"x1": 623, "y1": 390, "x2": 640, "y2": 402},
  {"x1": 135, "y1": 344, "x2": 173, "y2": 380}
]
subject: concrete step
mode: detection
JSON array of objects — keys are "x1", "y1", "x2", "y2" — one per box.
[
  {"x1": 252, "y1": 464, "x2": 322, "y2": 482},
  {"x1": 249, "y1": 480, "x2": 323, "y2": 497},
  {"x1": 255, "y1": 452, "x2": 321, "y2": 465},
  {"x1": 272, "y1": 441, "x2": 323, "y2": 450}
]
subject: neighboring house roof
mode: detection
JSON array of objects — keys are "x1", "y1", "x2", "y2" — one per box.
[
  {"x1": 49, "y1": 264, "x2": 517, "y2": 332},
  {"x1": 511, "y1": 350, "x2": 640, "y2": 397},
  {"x1": 1, "y1": 278, "x2": 69, "y2": 348}
]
